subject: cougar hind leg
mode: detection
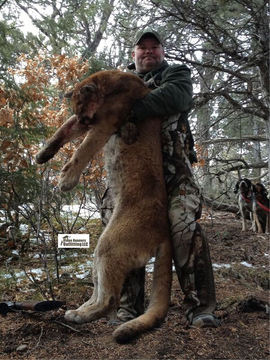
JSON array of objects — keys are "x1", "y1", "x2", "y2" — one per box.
[
  {"x1": 65, "y1": 252, "x2": 127, "y2": 324},
  {"x1": 87, "y1": 258, "x2": 99, "y2": 305},
  {"x1": 113, "y1": 238, "x2": 172, "y2": 343}
]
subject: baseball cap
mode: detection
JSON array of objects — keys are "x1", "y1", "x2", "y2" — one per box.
[{"x1": 133, "y1": 29, "x2": 164, "y2": 46}]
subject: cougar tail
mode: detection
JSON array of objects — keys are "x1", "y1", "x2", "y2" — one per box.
[{"x1": 112, "y1": 240, "x2": 172, "y2": 343}]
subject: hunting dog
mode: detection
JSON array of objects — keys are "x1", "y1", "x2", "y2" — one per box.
[
  {"x1": 234, "y1": 178, "x2": 253, "y2": 232},
  {"x1": 252, "y1": 182, "x2": 269, "y2": 233},
  {"x1": 234, "y1": 178, "x2": 269, "y2": 233},
  {"x1": 36, "y1": 70, "x2": 172, "y2": 343}
]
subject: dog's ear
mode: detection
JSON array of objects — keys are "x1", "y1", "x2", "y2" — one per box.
[
  {"x1": 233, "y1": 180, "x2": 240, "y2": 193},
  {"x1": 245, "y1": 178, "x2": 252, "y2": 187},
  {"x1": 64, "y1": 90, "x2": 74, "y2": 99},
  {"x1": 260, "y1": 183, "x2": 268, "y2": 196},
  {"x1": 252, "y1": 184, "x2": 258, "y2": 194}
]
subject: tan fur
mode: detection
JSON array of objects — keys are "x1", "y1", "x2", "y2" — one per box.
[{"x1": 36, "y1": 70, "x2": 172, "y2": 343}]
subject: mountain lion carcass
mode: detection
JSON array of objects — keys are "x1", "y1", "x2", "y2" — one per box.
[{"x1": 36, "y1": 70, "x2": 172, "y2": 343}]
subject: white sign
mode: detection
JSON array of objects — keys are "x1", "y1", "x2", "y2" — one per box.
[{"x1": 58, "y1": 234, "x2": 90, "y2": 248}]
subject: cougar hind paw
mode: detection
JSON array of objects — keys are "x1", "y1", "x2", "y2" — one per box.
[
  {"x1": 65, "y1": 310, "x2": 85, "y2": 324},
  {"x1": 113, "y1": 322, "x2": 137, "y2": 344}
]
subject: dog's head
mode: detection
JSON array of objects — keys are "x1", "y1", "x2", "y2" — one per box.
[
  {"x1": 233, "y1": 178, "x2": 252, "y2": 194},
  {"x1": 253, "y1": 182, "x2": 268, "y2": 198}
]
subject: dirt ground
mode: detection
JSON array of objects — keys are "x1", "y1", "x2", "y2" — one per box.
[{"x1": 0, "y1": 210, "x2": 269, "y2": 360}]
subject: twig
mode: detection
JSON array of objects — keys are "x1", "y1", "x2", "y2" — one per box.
[
  {"x1": 26, "y1": 323, "x2": 44, "y2": 355},
  {"x1": 54, "y1": 319, "x2": 81, "y2": 333}
]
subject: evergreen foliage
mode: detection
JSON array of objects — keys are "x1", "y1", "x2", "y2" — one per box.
[{"x1": 0, "y1": 0, "x2": 269, "y2": 238}]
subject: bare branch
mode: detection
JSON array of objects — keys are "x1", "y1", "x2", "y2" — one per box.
[{"x1": 201, "y1": 135, "x2": 267, "y2": 145}]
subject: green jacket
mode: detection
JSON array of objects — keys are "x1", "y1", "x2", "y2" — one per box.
[
  {"x1": 127, "y1": 59, "x2": 193, "y2": 121},
  {"x1": 127, "y1": 59, "x2": 197, "y2": 164}
]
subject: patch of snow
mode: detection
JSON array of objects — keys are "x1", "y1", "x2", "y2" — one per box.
[
  {"x1": 62, "y1": 205, "x2": 100, "y2": 219},
  {"x1": 19, "y1": 224, "x2": 28, "y2": 235},
  {"x1": 213, "y1": 263, "x2": 231, "y2": 269},
  {"x1": 240, "y1": 261, "x2": 253, "y2": 268},
  {"x1": 76, "y1": 270, "x2": 91, "y2": 279}
]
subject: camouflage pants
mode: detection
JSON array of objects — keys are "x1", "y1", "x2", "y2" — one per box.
[{"x1": 100, "y1": 120, "x2": 216, "y2": 323}]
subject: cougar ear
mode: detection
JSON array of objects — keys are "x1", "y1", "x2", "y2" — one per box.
[
  {"x1": 80, "y1": 83, "x2": 98, "y2": 95},
  {"x1": 64, "y1": 90, "x2": 74, "y2": 99}
]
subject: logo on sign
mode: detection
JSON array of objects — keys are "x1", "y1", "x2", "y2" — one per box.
[{"x1": 58, "y1": 234, "x2": 90, "y2": 248}]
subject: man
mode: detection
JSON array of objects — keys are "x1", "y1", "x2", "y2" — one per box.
[{"x1": 101, "y1": 29, "x2": 219, "y2": 328}]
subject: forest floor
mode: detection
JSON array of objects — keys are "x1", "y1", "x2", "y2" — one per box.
[{"x1": 0, "y1": 210, "x2": 269, "y2": 360}]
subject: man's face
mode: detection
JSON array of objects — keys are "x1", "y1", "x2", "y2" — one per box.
[{"x1": 132, "y1": 36, "x2": 165, "y2": 74}]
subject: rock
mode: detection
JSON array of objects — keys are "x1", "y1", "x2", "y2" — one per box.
[{"x1": 16, "y1": 344, "x2": 28, "y2": 352}]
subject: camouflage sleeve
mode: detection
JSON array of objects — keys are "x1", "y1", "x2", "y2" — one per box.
[{"x1": 132, "y1": 64, "x2": 193, "y2": 121}]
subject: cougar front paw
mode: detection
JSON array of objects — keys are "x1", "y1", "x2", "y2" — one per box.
[
  {"x1": 58, "y1": 162, "x2": 80, "y2": 191},
  {"x1": 36, "y1": 141, "x2": 61, "y2": 164}
]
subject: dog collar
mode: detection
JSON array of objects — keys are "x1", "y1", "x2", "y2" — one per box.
[
  {"x1": 241, "y1": 193, "x2": 251, "y2": 203},
  {"x1": 257, "y1": 200, "x2": 270, "y2": 213}
]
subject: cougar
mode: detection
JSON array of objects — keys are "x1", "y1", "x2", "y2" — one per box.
[{"x1": 36, "y1": 70, "x2": 172, "y2": 343}]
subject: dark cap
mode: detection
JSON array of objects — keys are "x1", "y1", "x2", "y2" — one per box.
[{"x1": 133, "y1": 29, "x2": 164, "y2": 46}]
